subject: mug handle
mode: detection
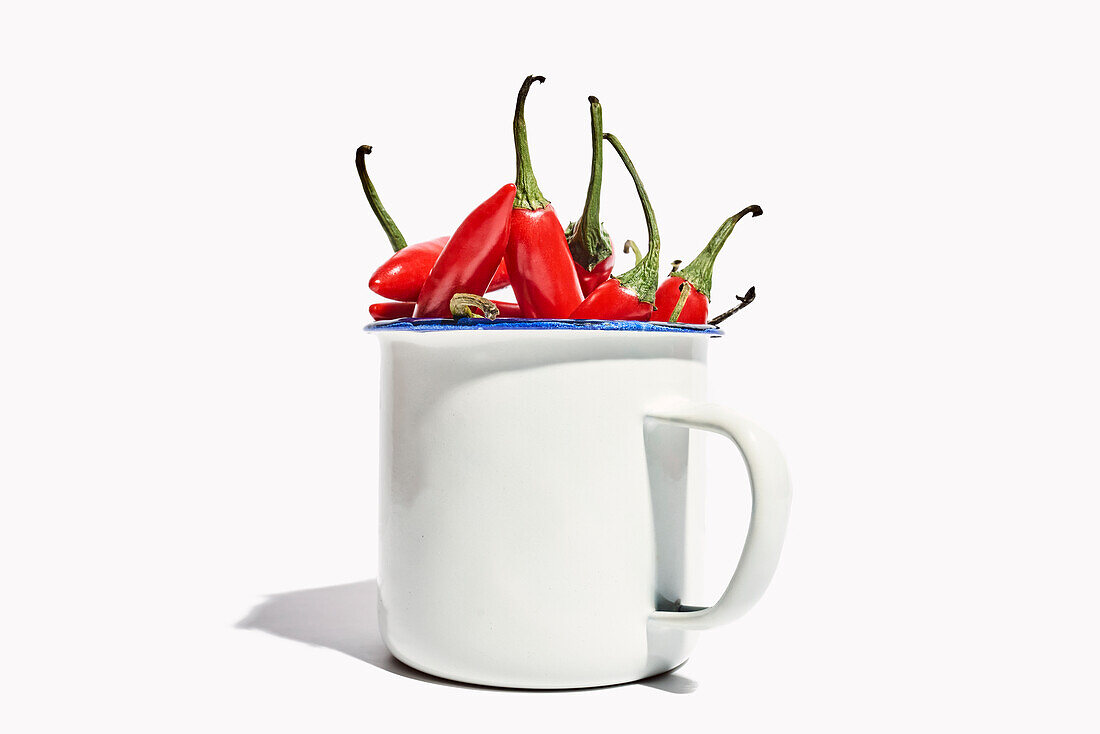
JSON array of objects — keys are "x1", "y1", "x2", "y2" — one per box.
[{"x1": 646, "y1": 399, "x2": 792, "y2": 631}]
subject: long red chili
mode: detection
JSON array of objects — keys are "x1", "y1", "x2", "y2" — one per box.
[
  {"x1": 503, "y1": 76, "x2": 584, "y2": 318},
  {"x1": 565, "y1": 96, "x2": 614, "y2": 295},
  {"x1": 653, "y1": 205, "x2": 762, "y2": 323},
  {"x1": 413, "y1": 184, "x2": 516, "y2": 318},
  {"x1": 357, "y1": 146, "x2": 508, "y2": 302},
  {"x1": 370, "y1": 300, "x2": 523, "y2": 320},
  {"x1": 570, "y1": 133, "x2": 660, "y2": 321}
]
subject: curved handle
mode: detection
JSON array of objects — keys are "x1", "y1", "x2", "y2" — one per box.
[{"x1": 647, "y1": 399, "x2": 792, "y2": 630}]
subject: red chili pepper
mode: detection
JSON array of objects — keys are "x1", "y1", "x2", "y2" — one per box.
[
  {"x1": 564, "y1": 96, "x2": 614, "y2": 295},
  {"x1": 570, "y1": 133, "x2": 661, "y2": 321},
  {"x1": 503, "y1": 76, "x2": 584, "y2": 318},
  {"x1": 413, "y1": 184, "x2": 516, "y2": 318},
  {"x1": 368, "y1": 235, "x2": 449, "y2": 301},
  {"x1": 357, "y1": 146, "x2": 508, "y2": 302},
  {"x1": 368, "y1": 239, "x2": 510, "y2": 301},
  {"x1": 653, "y1": 205, "x2": 763, "y2": 323},
  {"x1": 369, "y1": 300, "x2": 523, "y2": 321}
]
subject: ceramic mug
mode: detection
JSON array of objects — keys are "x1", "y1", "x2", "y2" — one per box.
[{"x1": 368, "y1": 319, "x2": 791, "y2": 688}]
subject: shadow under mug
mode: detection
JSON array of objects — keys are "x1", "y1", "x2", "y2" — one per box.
[{"x1": 367, "y1": 319, "x2": 791, "y2": 689}]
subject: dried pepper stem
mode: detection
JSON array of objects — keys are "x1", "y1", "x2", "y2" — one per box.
[
  {"x1": 449, "y1": 293, "x2": 500, "y2": 320},
  {"x1": 708, "y1": 286, "x2": 757, "y2": 325}
]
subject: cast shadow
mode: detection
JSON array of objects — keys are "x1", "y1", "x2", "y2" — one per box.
[{"x1": 236, "y1": 579, "x2": 697, "y2": 694}]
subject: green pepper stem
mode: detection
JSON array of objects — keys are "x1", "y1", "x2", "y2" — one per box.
[
  {"x1": 669, "y1": 282, "x2": 691, "y2": 323},
  {"x1": 623, "y1": 240, "x2": 642, "y2": 266},
  {"x1": 676, "y1": 205, "x2": 762, "y2": 299},
  {"x1": 603, "y1": 133, "x2": 660, "y2": 304},
  {"x1": 566, "y1": 96, "x2": 612, "y2": 270},
  {"x1": 355, "y1": 145, "x2": 407, "y2": 252},
  {"x1": 512, "y1": 76, "x2": 550, "y2": 210}
]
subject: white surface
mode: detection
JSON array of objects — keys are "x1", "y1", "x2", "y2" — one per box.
[
  {"x1": 378, "y1": 330, "x2": 710, "y2": 687},
  {"x1": 2, "y1": 1, "x2": 1098, "y2": 731},
  {"x1": 376, "y1": 329, "x2": 789, "y2": 686},
  {"x1": 648, "y1": 399, "x2": 791, "y2": 631}
]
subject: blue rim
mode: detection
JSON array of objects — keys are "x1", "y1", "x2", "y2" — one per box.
[{"x1": 364, "y1": 317, "x2": 723, "y2": 336}]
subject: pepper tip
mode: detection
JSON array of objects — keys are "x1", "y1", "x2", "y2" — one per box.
[{"x1": 588, "y1": 95, "x2": 599, "y2": 105}]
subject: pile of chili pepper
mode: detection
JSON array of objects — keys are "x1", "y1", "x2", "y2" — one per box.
[{"x1": 362, "y1": 76, "x2": 764, "y2": 325}]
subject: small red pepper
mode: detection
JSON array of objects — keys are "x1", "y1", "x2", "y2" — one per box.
[
  {"x1": 570, "y1": 133, "x2": 661, "y2": 321},
  {"x1": 503, "y1": 76, "x2": 585, "y2": 318},
  {"x1": 367, "y1": 235, "x2": 449, "y2": 301},
  {"x1": 357, "y1": 145, "x2": 508, "y2": 302},
  {"x1": 368, "y1": 238, "x2": 510, "y2": 301},
  {"x1": 413, "y1": 184, "x2": 516, "y2": 318},
  {"x1": 564, "y1": 96, "x2": 615, "y2": 295},
  {"x1": 653, "y1": 205, "x2": 763, "y2": 323},
  {"x1": 369, "y1": 300, "x2": 523, "y2": 321}
]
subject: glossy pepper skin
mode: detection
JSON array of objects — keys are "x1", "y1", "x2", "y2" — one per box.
[
  {"x1": 653, "y1": 275, "x2": 707, "y2": 323},
  {"x1": 572, "y1": 239, "x2": 615, "y2": 296},
  {"x1": 503, "y1": 76, "x2": 584, "y2": 318},
  {"x1": 413, "y1": 184, "x2": 516, "y2": 318},
  {"x1": 653, "y1": 205, "x2": 763, "y2": 323},
  {"x1": 569, "y1": 280, "x2": 654, "y2": 321},
  {"x1": 564, "y1": 96, "x2": 614, "y2": 295},
  {"x1": 369, "y1": 300, "x2": 522, "y2": 321},
  {"x1": 368, "y1": 236, "x2": 509, "y2": 301},
  {"x1": 357, "y1": 146, "x2": 508, "y2": 301},
  {"x1": 570, "y1": 133, "x2": 661, "y2": 321},
  {"x1": 368, "y1": 235, "x2": 448, "y2": 301}
]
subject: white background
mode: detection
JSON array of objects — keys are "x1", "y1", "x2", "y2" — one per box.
[{"x1": 3, "y1": 1, "x2": 1098, "y2": 731}]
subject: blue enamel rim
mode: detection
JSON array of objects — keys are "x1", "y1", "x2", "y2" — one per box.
[{"x1": 364, "y1": 317, "x2": 723, "y2": 336}]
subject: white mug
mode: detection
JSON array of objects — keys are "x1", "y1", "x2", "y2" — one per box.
[{"x1": 370, "y1": 319, "x2": 791, "y2": 688}]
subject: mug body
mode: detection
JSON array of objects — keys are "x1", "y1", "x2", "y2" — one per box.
[{"x1": 374, "y1": 323, "x2": 713, "y2": 688}]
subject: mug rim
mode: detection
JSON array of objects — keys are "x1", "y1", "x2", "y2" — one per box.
[{"x1": 364, "y1": 317, "x2": 723, "y2": 336}]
